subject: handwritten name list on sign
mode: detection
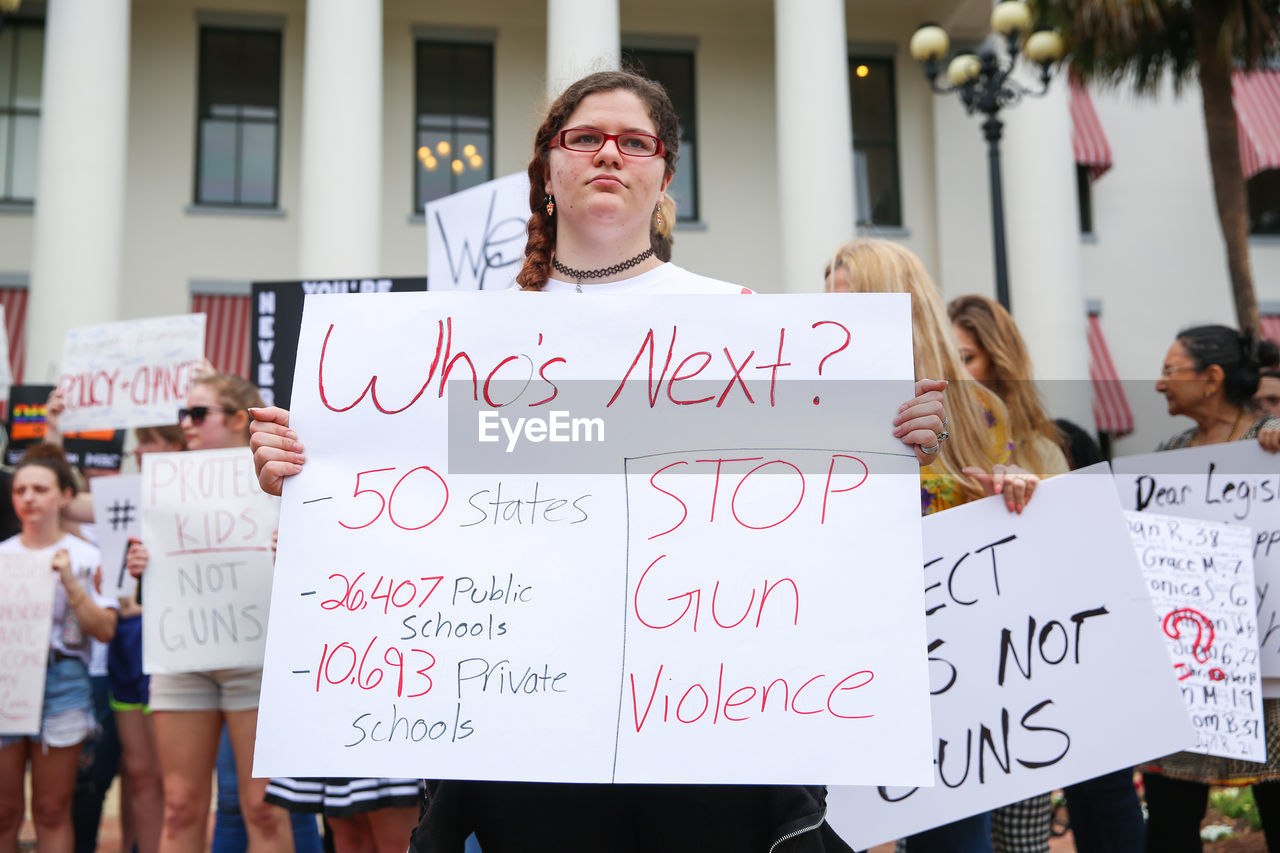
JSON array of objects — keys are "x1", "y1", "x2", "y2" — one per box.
[
  {"x1": 1113, "y1": 442, "x2": 1280, "y2": 685},
  {"x1": 141, "y1": 449, "x2": 279, "y2": 674},
  {"x1": 254, "y1": 292, "x2": 932, "y2": 785},
  {"x1": 1126, "y1": 511, "x2": 1264, "y2": 762},
  {"x1": 0, "y1": 553, "x2": 57, "y2": 735},
  {"x1": 56, "y1": 314, "x2": 206, "y2": 432},
  {"x1": 827, "y1": 466, "x2": 1194, "y2": 849}
]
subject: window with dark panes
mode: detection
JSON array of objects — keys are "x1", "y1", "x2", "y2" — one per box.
[
  {"x1": 1077, "y1": 165, "x2": 1094, "y2": 235},
  {"x1": 414, "y1": 41, "x2": 494, "y2": 211},
  {"x1": 849, "y1": 56, "x2": 901, "y2": 227},
  {"x1": 0, "y1": 19, "x2": 44, "y2": 203},
  {"x1": 623, "y1": 48, "x2": 698, "y2": 221},
  {"x1": 1249, "y1": 169, "x2": 1280, "y2": 235},
  {"x1": 195, "y1": 27, "x2": 282, "y2": 207}
]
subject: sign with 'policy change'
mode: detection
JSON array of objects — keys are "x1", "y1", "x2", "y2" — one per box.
[
  {"x1": 254, "y1": 291, "x2": 933, "y2": 785},
  {"x1": 56, "y1": 313, "x2": 206, "y2": 432}
]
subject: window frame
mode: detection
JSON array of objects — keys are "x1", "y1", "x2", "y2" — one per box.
[
  {"x1": 192, "y1": 24, "x2": 284, "y2": 209},
  {"x1": 1248, "y1": 168, "x2": 1280, "y2": 236},
  {"x1": 847, "y1": 52, "x2": 902, "y2": 229},
  {"x1": 621, "y1": 43, "x2": 700, "y2": 223},
  {"x1": 0, "y1": 17, "x2": 45, "y2": 205},
  {"x1": 412, "y1": 38, "x2": 496, "y2": 214},
  {"x1": 1076, "y1": 164, "x2": 1094, "y2": 236}
]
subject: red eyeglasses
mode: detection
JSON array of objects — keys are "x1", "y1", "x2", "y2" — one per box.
[{"x1": 551, "y1": 128, "x2": 665, "y2": 158}]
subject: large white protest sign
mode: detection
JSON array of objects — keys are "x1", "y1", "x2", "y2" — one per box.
[
  {"x1": 827, "y1": 466, "x2": 1195, "y2": 849},
  {"x1": 254, "y1": 291, "x2": 932, "y2": 785},
  {"x1": 1125, "y1": 511, "x2": 1264, "y2": 762},
  {"x1": 91, "y1": 474, "x2": 142, "y2": 599},
  {"x1": 1113, "y1": 442, "x2": 1280, "y2": 693},
  {"x1": 425, "y1": 172, "x2": 530, "y2": 291},
  {"x1": 141, "y1": 448, "x2": 279, "y2": 674},
  {"x1": 0, "y1": 553, "x2": 57, "y2": 735},
  {"x1": 55, "y1": 314, "x2": 206, "y2": 433}
]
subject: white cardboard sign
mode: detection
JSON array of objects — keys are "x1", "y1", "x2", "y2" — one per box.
[
  {"x1": 141, "y1": 448, "x2": 279, "y2": 674},
  {"x1": 55, "y1": 313, "x2": 206, "y2": 432},
  {"x1": 0, "y1": 553, "x2": 58, "y2": 735},
  {"x1": 1126, "y1": 511, "x2": 1265, "y2": 762},
  {"x1": 254, "y1": 291, "x2": 933, "y2": 785},
  {"x1": 1113, "y1": 442, "x2": 1280, "y2": 692},
  {"x1": 827, "y1": 466, "x2": 1195, "y2": 849},
  {"x1": 91, "y1": 474, "x2": 143, "y2": 599},
  {"x1": 425, "y1": 172, "x2": 530, "y2": 291}
]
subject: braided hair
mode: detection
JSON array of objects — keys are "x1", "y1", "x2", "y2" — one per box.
[{"x1": 516, "y1": 70, "x2": 680, "y2": 291}]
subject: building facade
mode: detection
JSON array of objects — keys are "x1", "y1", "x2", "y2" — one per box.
[{"x1": 2, "y1": 0, "x2": 1280, "y2": 457}]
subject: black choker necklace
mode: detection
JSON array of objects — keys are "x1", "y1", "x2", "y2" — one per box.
[{"x1": 553, "y1": 248, "x2": 654, "y2": 290}]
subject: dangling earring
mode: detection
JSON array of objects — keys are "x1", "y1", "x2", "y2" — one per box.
[
  {"x1": 653, "y1": 202, "x2": 663, "y2": 228},
  {"x1": 545, "y1": 195, "x2": 555, "y2": 217}
]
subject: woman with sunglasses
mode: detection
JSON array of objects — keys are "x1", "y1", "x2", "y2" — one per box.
[
  {"x1": 250, "y1": 69, "x2": 951, "y2": 852},
  {"x1": 157, "y1": 376, "x2": 421, "y2": 853},
  {"x1": 128, "y1": 373, "x2": 300, "y2": 853}
]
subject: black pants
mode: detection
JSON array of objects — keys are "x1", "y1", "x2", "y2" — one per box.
[{"x1": 1143, "y1": 772, "x2": 1280, "y2": 852}]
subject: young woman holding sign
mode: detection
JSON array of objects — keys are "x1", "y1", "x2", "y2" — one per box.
[
  {"x1": 1144, "y1": 326, "x2": 1280, "y2": 852},
  {"x1": 129, "y1": 373, "x2": 298, "y2": 853},
  {"x1": 945, "y1": 293, "x2": 1141, "y2": 853},
  {"x1": 0, "y1": 453, "x2": 117, "y2": 853},
  {"x1": 247, "y1": 69, "x2": 987, "y2": 852},
  {"x1": 825, "y1": 239, "x2": 1041, "y2": 853}
]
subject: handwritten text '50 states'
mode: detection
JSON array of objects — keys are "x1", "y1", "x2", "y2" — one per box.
[{"x1": 314, "y1": 319, "x2": 853, "y2": 414}]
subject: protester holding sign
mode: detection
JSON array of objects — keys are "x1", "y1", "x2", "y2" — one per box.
[
  {"x1": 131, "y1": 373, "x2": 294, "y2": 853},
  {"x1": 948, "y1": 295, "x2": 1068, "y2": 481},
  {"x1": 826, "y1": 239, "x2": 1041, "y2": 853},
  {"x1": 1144, "y1": 325, "x2": 1280, "y2": 851},
  {"x1": 946, "y1": 293, "x2": 1142, "y2": 853},
  {"x1": 0, "y1": 453, "x2": 117, "y2": 853},
  {"x1": 252, "y1": 70, "x2": 957, "y2": 852}
]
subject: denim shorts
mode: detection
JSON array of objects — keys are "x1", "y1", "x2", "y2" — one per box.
[{"x1": 0, "y1": 657, "x2": 96, "y2": 749}]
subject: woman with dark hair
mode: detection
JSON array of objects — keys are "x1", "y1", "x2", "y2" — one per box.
[
  {"x1": 1144, "y1": 324, "x2": 1280, "y2": 851},
  {"x1": 0, "y1": 453, "x2": 117, "y2": 853},
  {"x1": 251, "y1": 69, "x2": 954, "y2": 852}
]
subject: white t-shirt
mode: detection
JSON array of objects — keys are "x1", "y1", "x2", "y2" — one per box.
[
  {"x1": 0, "y1": 533, "x2": 112, "y2": 667},
  {"x1": 541, "y1": 262, "x2": 754, "y2": 295}
]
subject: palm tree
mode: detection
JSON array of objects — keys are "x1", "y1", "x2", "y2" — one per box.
[{"x1": 1036, "y1": 0, "x2": 1280, "y2": 334}]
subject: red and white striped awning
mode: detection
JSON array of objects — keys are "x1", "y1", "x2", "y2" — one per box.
[
  {"x1": 1234, "y1": 70, "x2": 1280, "y2": 179},
  {"x1": 192, "y1": 292, "x2": 250, "y2": 380},
  {"x1": 1262, "y1": 315, "x2": 1280, "y2": 346},
  {"x1": 1069, "y1": 83, "x2": 1113, "y2": 181},
  {"x1": 0, "y1": 286, "x2": 28, "y2": 383},
  {"x1": 1087, "y1": 314, "x2": 1134, "y2": 436}
]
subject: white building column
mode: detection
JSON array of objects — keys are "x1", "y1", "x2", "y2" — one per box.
[
  {"x1": 546, "y1": 0, "x2": 619, "y2": 97},
  {"x1": 1002, "y1": 72, "x2": 1092, "y2": 423},
  {"x1": 26, "y1": 0, "x2": 131, "y2": 382},
  {"x1": 296, "y1": 0, "x2": 382, "y2": 278},
  {"x1": 774, "y1": 0, "x2": 855, "y2": 293}
]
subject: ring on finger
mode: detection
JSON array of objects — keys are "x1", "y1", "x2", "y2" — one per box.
[
  {"x1": 938, "y1": 430, "x2": 950, "y2": 442},
  {"x1": 921, "y1": 442, "x2": 940, "y2": 455}
]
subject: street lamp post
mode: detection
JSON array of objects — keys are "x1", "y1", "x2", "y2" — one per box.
[{"x1": 910, "y1": 1, "x2": 1064, "y2": 311}]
